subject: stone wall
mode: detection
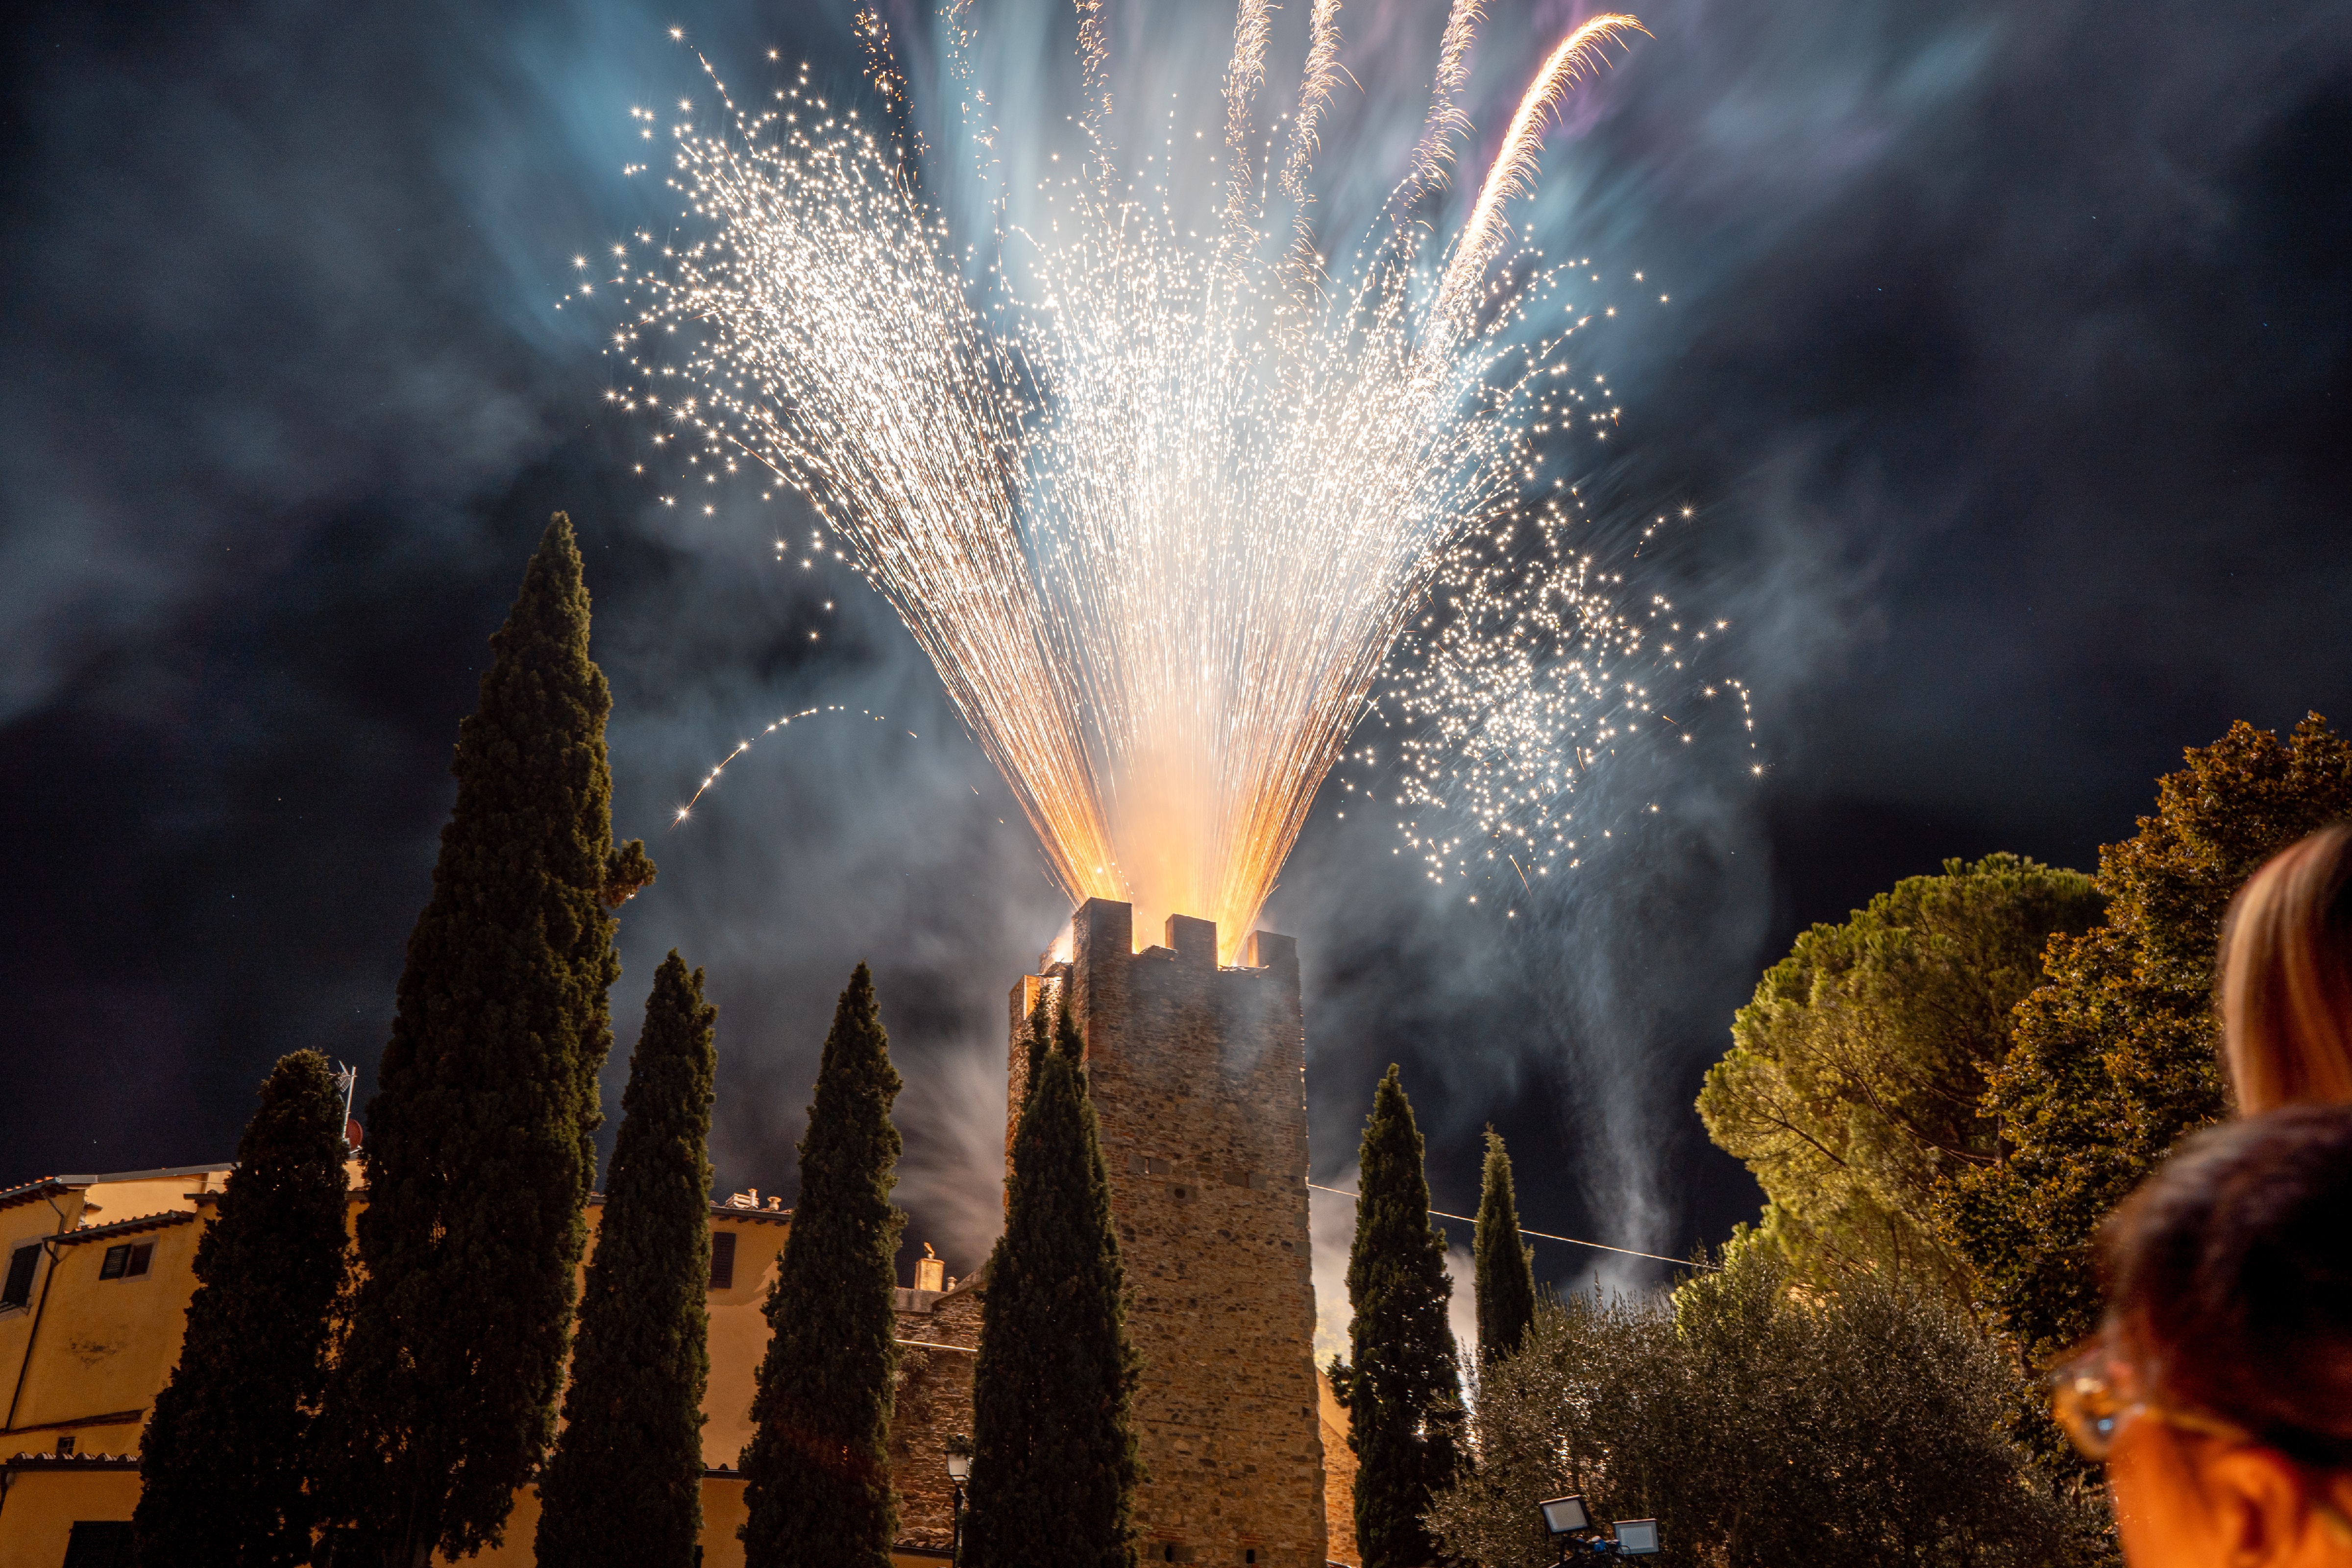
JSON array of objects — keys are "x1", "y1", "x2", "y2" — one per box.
[
  {"x1": 1006, "y1": 898, "x2": 1328, "y2": 1568},
  {"x1": 889, "y1": 1279, "x2": 984, "y2": 1555}
]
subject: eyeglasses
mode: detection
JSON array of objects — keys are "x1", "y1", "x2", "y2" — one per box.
[
  {"x1": 2052, "y1": 1345, "x2": 2352, "y2": 1545},
  {"x1": 2050, "y1": 1346, "x2": 2250, "y2": 1462}
]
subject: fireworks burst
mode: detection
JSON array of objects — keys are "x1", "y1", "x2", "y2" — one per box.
[{"x1": 598, "y1": 4, "x2": 1749, "y2": 956}]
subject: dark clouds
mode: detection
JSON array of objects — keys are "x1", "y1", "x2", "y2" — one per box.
[{"x1": 1, "y1": 0, "x2": 2346, "y2": 1311}]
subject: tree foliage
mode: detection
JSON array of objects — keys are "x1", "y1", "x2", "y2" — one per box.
[
  {"x1": 1472, "y1": 1129, "x2": 1536, "y2": 1365},
  {"x1": 133, "y1": 1051, "x2": 351, "y2": 1568},
  {"x1": 1698, "y1": 854, "x2": 2102, "y2": 1300},
  {"x1": 1946, "y1": 715, "x2": 2352, "y2": 1438},
  {"x1": 961, "y1": 1002, "x2": 1140, "y2": 1568},
  {"x1": 536, "y1": 952, "x2": 718, "y2": 1568},
  {"x1": 315, "y1": 514, "x2": 653, "y2": 1568},
  {"x1": 1428, "y1": 1236, "x2": 2093, "y2": 1568},
  {"x1": 1342, "y1": 1065, "x2": 1462, "y2": 1568},
  {"x1": 740, "y1": 963, "x2": 906, "y2": 1568}
]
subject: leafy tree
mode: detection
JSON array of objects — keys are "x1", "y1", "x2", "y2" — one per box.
[
  {"x1": 960, "y1": 1002, "x2": 1140, "y2": 1568},
  {"x1": 313, "y1": 514, "x2": 655, "y2": 1568},
  {"x1": 1472, "y1": 1129, "x2": 1536, "y2": 1365},
  {"x1": 536, "y1": 952, "x2": 718, "y2": 1568},
  {"x1": 740, "y1": 963, "x2": 906, "y2": 1568},
  {"x1": 133, "y1": 1051, "x2": 351, "y2": 1568},
  {"x1": 1428, "y1": 1235, "x2": 2091, "y2": 1568},
  {"x1": 1947, "y1": 715, "x2": 2352, "y2": 1445},
  {"x1": 1698, "y1": 855, "x2": 2102, "y2": 1301},
  {"x1": 1343, "y1": 1066, "x2": 1462, "y2": 1568}
]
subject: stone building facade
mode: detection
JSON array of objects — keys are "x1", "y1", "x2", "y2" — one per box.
[
  {"x1": 888, "y1": 1278, "x2": 984, "y2": 1556},
  {"x1": 1005, "y1": 898, "x2": 1328, "y2": 1568}
]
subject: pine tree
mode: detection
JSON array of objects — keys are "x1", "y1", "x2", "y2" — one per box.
[
  {"x1": 961, "y1": 1002, "x2": 1140, "y2": 1568},
  {"x1": 1947, "y1": 715, "x2": 2352, "y2": 1465},
  {"x1": 1347, "y1": 1066, "x2": 1464, "y2": 1568},
  {"x1": 314, "y1": 514, "x2": 655, "y2": 1568},
  {"x1": 1472, "y1": 1129, "x2": 1537, "y2": 1366},
  {"x1": 536, "y1": 952, "x2": 718, "y2": 1568},
  {"x1": 1699, "y1": 854, "x2": 2102, "y2": 1305},
  {"x1": 132, "y1": 1051, "x2": 350, "y2": 1568},
  {"x1": 740, "y1": 963, "x2": 906, "y2": 1568}
]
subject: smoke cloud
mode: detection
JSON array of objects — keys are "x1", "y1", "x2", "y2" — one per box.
[{"x1": 2, "y1": 0, "x2": 2345, "y2": 1326}]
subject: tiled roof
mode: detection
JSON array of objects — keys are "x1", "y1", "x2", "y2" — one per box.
[
  {"x1": 581, "y1": 1192, "x2": 793, "y2": 1224},
  {"x1": 0, "y1": 1177, "x2": 85, "y2": 1211},
  {"x1": 0, "y1": 1164, "x2": 234, "y2": 1212},
  {"x1": 56, "y1": 1210, "x2": 200, "y2": 1245},
  {"x1": 3, "y1": 1450, "x2": 142, "y2": 1470}
]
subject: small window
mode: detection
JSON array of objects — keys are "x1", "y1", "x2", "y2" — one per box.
[
  {"x1": 98, "y1": 1242, "x2": 152, "y2": 1280},
  {"x1": 2, "y1": 1242, "x2": 37, "y2": 1309},
  {"x1": 709, "y1": 1230, "x2": 736, "y2": 1291}
]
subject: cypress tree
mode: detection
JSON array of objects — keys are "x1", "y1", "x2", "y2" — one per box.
[
  {"x1": 132, "y1": 1051, "x2": 350, "y2": 1568},
  {"x1": 961, "y1": 1002, "x2": 1140, "y2": 1568},
  {"x1": 1472, "y1": 1128, "x2": 1536, "y2": 1365},
  {"x1": 536, "y1": 952, "x2": 718, "y2": 1568},
  {"x1": 1347, "y1": 1065, "x2": 1464, "y2": 1568},
  {"x1": 314, "y1": 514, "x2": 655, "y2": 1568},
  {"x1": 739, "y1": 963, "x2": 906, "y2": 1568}
]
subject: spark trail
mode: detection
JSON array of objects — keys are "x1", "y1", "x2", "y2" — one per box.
[{"x1": 607, "y1": 4, "x2": 1740, "y2": 957}]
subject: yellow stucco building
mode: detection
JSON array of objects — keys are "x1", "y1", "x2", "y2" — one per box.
[
  {"x1": 2, "y1": 1159, "x2": 1349, "y2": 1568},
  {"x1": 0, "y1": 1165, "x2": 803, "y2": 1568}
]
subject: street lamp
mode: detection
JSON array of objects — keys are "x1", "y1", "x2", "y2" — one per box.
[
  {"x1": 1538, "y1": 1496, "x2": 1662, "y2": 1561},
  {"x1": 1613, "y1": 1520, "x2": 1661, "y2": 1556},
  {"x1": 946, "y1": 1435, "x2": 973, "y2": 1559},
  {"x1": 1540, "y1": 1496, "x2": 1592, "y2": 1535}
]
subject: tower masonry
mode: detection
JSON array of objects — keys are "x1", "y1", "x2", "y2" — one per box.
[{"x1": 1009, "y1": 898, "x2": 1327, "y2": 1568}]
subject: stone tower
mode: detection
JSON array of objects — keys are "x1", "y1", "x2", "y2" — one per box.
[{"x1": 1008, "y1": 898, "x2": 1327, "y2": 1568}]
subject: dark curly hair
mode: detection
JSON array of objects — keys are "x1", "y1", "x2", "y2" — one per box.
[{"x1": 2100, "y1": 1103, "x2": 2352, "y2": 1471}]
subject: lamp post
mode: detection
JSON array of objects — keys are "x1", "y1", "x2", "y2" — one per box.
[
  {"x1": 946, "y1": 1435, "x2": 973, "y2": 1561},
  {"x1": 1538, "y1": 1495, "x2": 1662, "y2": 1563}
]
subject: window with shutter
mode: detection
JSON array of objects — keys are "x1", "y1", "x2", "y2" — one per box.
[
  {"x1": 710, "y1": 1229, "x2": 737, "y2": 1290},
  {"x1": 99, "y1": 1245, "x2": 130, "y2": 1280},
  {"x1": 124, "y1": 1242, "x2": 153, "y2": 1278},
  {"x1": 2, "y1": 1242, "x2": 37, "y2": 1309}
]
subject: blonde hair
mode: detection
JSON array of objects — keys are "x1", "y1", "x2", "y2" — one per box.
[{"x1": 2220, "y1": 824, "x2": 2352, "y2": 1112}]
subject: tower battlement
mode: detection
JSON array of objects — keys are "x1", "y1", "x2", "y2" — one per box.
[{"x1": 1008, "y1": 898, "x2": 1327, "y2": 1567}]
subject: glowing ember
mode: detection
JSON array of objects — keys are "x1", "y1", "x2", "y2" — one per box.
[{"x1": 604, "y1": 4, "x2": 1744, "y2": 957}]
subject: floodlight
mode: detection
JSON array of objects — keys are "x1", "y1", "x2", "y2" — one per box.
[
  {"x1": 1612, "y1": 1519, "x2": 1661, "y2": 1556},
  {"x1": 1539, "y1": 1496, "x2": 1591, "y2": 1536}
]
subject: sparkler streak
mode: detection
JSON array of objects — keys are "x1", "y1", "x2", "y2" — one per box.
[
  {"x1": 612, "y1": 5, "x2": 1747, "y2": 958},
  {"x1": 674, "y1": 705, "x2": 917, "y2": 820},
  {"x1": 1437, "y1": 14, "x2": 1648, "y2": 323},
  {"x1": 1402, "y1": 0, "x2": 1484, "y2": 204}
]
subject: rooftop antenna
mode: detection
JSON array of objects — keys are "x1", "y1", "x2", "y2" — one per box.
[{"x1": 332, "y1": 1061, "x2": 360, "y2": 1149}]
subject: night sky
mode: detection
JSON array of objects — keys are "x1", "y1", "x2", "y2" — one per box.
[{"x1": 3, "y1": 0, "x2": 2346, "y2": 1339}]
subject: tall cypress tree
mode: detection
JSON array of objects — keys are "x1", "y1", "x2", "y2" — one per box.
[
  {"x1": 961, "y1": 1003, "x2": 1139, "y2": 1568},
  {"x1": 133, "y1": 1051, "x2": 350, "y2": 1568},
  {"x1": 1347, "y1": 1065, "x2": 1463, "y2": 1568},
  {"x1": 1472, "y1": 1128, "x2": 1536, "y2": 1366},
  {"x1": 536, "y1": 952, "x2": 718, "y2": 1568},
  {"x1": 740, "y1": 963, "x2": 906, "y2": 1568},
  {"x1": 315, "y1": 514, "x2": 655, "y2": 1568}
]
